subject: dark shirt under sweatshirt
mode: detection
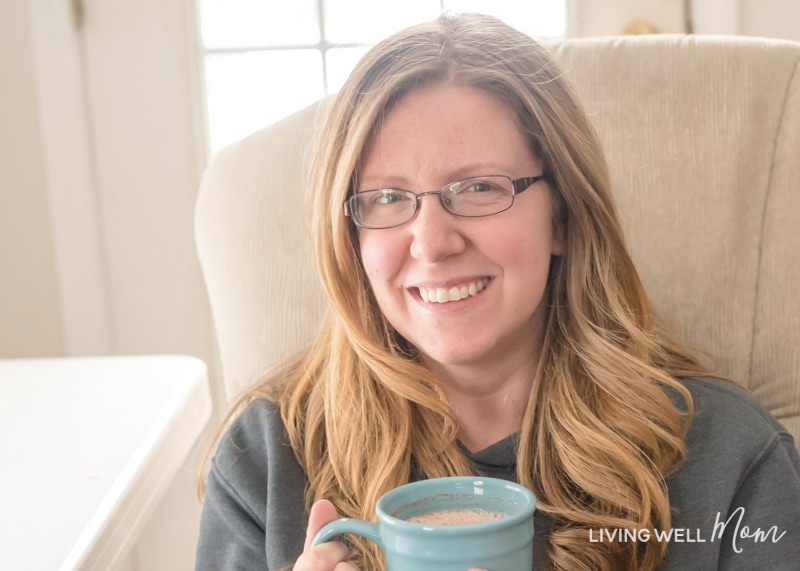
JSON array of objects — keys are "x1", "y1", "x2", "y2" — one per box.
[{"x1": 196, "y1": 377, "x2": 800, "y2": 570}]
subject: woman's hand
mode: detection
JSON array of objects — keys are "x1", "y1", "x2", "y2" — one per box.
[
  {"x1": 294, "y1": 500, "x2": 359, "y2": 571},
  {"x1": 295, "y1": 500, "x2": 488, "y2": 571}
]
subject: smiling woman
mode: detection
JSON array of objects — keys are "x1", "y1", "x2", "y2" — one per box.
[
  {"x1": 195, "y1": 12, "x2": 800, "y2": 571},
  {"x1": 356, "y1": 85, "x2": 563, "y2": 423}
]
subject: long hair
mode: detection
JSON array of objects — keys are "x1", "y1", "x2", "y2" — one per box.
[{"x1": 215, "y1": 13, "x2": 711, "y2": 571}]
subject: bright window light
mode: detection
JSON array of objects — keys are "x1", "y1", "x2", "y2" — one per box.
[
  {"x1": 443, "y1": 0, "x2": 566, "y2": 37},
  {"x1": 198, "y1": 0, "x2": 567, "y2": 152},
  {"x1": 324, "y1": 0, "x2": 441, "y2": 43},
  {"x1": 203, "y1": 51, "x2": 325, "y2": 153},
  {"x1": 200, "y1": 0, "x2": 320, "y2": 48}
]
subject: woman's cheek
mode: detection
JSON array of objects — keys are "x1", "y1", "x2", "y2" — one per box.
[{"x1": 360, "y1": 233, "x2": 405, "y2": 282}]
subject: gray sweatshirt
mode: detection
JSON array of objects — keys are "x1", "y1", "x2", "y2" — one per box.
[{"x1": 196, "y1": 377, "x2": 800, "y2": 570}]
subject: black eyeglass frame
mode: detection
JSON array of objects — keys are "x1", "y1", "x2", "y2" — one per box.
[{"x1": 343, "y1": 174, "x2": 547, "y2": 229}]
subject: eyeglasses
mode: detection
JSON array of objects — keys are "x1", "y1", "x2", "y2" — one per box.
[{"x1": 343, "y1": 174, "x2": 547, "y2": 229}]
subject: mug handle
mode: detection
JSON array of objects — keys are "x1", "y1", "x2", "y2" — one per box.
[{"x1": 311, "y1": 518, "x2": 383, "y2": 549}]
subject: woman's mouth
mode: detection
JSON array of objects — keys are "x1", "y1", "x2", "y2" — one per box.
[{"x1": 417, "y1": 278, "x2": 491, "y2": 304}]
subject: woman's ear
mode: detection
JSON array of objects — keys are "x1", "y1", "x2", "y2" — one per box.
[
  {"x1": 551, "y1": 217, "x2": 566, "y2": 256},
  {"x1": 546, "y1": 180, "x2": 566, "y2": 256}
]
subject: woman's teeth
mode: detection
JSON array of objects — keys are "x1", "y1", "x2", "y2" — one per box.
[{"x1": 418, "y1": 278, "x2": 489, "y2": 303}]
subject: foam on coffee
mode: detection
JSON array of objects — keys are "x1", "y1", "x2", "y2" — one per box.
[{"x1": 406, "y1": 508, "x2": 505, "y2": 526}]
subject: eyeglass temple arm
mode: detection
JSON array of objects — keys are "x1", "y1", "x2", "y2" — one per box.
[{"x1": 512, "y1": 174, "x2": 547, "y2": 195}]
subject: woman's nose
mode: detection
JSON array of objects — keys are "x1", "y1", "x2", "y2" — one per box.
[{"x1": 408, "y1": 194, "x2": 467, "y2": 262}]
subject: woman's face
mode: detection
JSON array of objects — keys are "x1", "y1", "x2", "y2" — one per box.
[{"x1": 357, "y1": 84, "x2": 563, "y2": 376}]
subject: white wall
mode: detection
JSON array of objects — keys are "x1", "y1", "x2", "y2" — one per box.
[
  {"x1": 741, "y1": 0, "x2": 800, "y2": 41},
  {"x1": 572, "y1": 0, "x2": 687, "y2": 36},
  {"x1": 572, "y1": 0, "x2": 800, "y2": 39},
  {"x1": 0, "y1": 0, "x2": 64, "y2": 358},
  {"x1": 78, "y1": 0, "x2": 214, "y2": 362},
  {"x1": 2, "y1": 0, "x2": 799, "y2": 570},
  {"x1": 4, "y1": 0, "x2": 220, "y2": 569}
]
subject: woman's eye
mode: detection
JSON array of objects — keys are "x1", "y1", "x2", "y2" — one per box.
[
  {"x1": 376, "y1": 190, "x2": 405, "y2": 204},
  {"x1": 466, "y1": 181, "x2": 496, "y2": 192}
]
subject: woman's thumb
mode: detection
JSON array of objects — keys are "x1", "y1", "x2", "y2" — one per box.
[{"x1": 303, "y1": 499, "x2": 341, "y2": 551}]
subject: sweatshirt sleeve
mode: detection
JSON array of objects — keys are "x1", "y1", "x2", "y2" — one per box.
[
  {"x1": 195, "y1": 398, "x2": 309, "y2": 570},
  {"x1": 717, "y1": 432, "x2": 800, "y2": 569},
  {"x1": 195, "y1": 456, "x2": 269, "y2": 569}
]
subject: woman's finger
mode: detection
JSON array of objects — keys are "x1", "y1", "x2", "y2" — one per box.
[{"x1": 303, "y1": 499, "x2": 341, "y2": 552}]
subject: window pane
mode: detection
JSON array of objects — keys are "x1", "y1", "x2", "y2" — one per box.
[
  {"x1": 197, "y1": 1, "x2": 568, "y2": 151},
  {"x1": 200, "y1": 0, "x2": 320, "y2": 48},
  {"x1": 443, "y1": 0, "x2": 566, "y2": 37},
  {"x1": 324, "y1": 0, "x2": 441, "y2": 44},
  {"x1": 326, "y1": 47, "x2": 370, "y2": 93},
  {"x1": 204, "y1": 51, "x2": 325, "y2": 151}
]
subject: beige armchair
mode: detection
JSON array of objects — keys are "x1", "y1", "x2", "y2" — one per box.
[{"x1": 195, "y1": 34, "x2": 800, "y2": 445}]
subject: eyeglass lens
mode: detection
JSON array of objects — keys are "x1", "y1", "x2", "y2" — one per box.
[{"x1": 348, "y1": 175, "x2": 518, "y2": 229}]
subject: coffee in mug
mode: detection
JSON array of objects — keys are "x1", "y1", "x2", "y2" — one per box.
[
  {"x1": 312, "y1": 476, "x2": 536, "y2": 571},
  {"x1": 406, "y1": 508, "x2": 506, "y2": 525}
]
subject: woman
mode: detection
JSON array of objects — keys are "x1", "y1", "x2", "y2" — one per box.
[{"x1": 196, "y1": 13, "x2": 800, "y2": 571}]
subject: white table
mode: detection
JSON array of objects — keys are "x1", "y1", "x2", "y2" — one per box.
[{"x1": 0, "y1": 355, "x2": 212, "y2": 571}]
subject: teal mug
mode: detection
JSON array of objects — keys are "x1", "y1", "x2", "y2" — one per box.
[{"x1": 312, "y1": 476, "x2": 536, "y2": 570}]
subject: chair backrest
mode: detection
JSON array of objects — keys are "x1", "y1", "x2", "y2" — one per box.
[{"x1": 195, "y1": 34, "x2": 800, "y2": 444}]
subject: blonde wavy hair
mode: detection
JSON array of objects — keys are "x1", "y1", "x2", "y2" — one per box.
[{"x1": 210, "y1": 12, "x2": 712, "y2": 571}]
